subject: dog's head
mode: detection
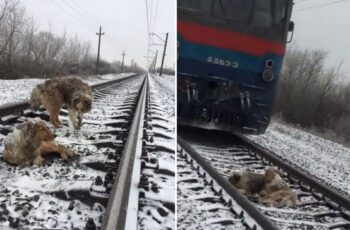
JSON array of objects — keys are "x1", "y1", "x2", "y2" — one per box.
[
  {"x1": 264, "y1": 167, "x2": 280, "y2": 182},
  {"x1": 16, "y1": 118, "x2": 55, "y2": 142},
  {"x1": 72, "y1": 93, "x2": 92, "y2": 113},
  {"x1": 228, "y1": 172, "x2": 242, "y2": 185}
]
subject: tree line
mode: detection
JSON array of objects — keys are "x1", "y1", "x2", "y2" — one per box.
[
  {"x1": 275, "y1": 45, "x2": 350, "y2": 144},
  {"x1": 0, "y1": 0, "x2": 142, "y2": 79}
]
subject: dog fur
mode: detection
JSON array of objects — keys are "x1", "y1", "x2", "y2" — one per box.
[
  {"x1": 263, "y1": 167, "x2": 289, "y2": 194},
  {"x1": 259, "y1": 189, "x2": 298, "y2": 208},
  {"x1": 260, "y1": 167, "x2": 298, "y2": 208},
  {"x1": 3, "y1": 118, "x2": 73, "y2": 166},
  {"x1": 228, "y1": 167, "x2": 298, "y2": 208},
  {"x1": 228, "y1": 171, "x2": 266, "y2": 195},
  {"x1": 30, "y1": 77, "x2": 93, "y2": 129}
]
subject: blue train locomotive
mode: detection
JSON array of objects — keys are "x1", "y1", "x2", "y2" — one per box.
[{"x1": 177, "y1": 0, "x2": 294, "y2": 134}]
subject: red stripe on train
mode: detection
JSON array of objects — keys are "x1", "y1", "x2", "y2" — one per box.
[{"x1": 178, "y1": 21, "x2": 285, "y2": 57}]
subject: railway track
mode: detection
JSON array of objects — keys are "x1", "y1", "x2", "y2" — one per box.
[
  {"x1": 0, "y1": 73, "x2": 175, "y2": 230},
  {"x1": 178, "y1": 126, "x2": 350, "y2": 230}
]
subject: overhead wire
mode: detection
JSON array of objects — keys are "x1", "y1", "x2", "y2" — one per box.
[
  {"x1": 70, "y1": 0, "x2": 100, "y2": 27},
  {"x1": 152, "y1": 0, "x2": 159, "y2": 33},
  {"x1": 296, "y1": 0, "x2": 350, "y2": 11},
  {"x1": 50, "y1": 0, "x2": 122, "y2": 54},
  {"x1": 60, "y1": 0, "x2": 99, "y2": 28},
  {"x1": 51, "y1": 0, "x2": 96, "y2": 32}
]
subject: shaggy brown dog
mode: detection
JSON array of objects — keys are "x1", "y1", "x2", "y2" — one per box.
[
  {"x1": 259, "y1": 189, "x2": 298, "y2": 208},
  {"x1": 228, "y1": 171, "x2": 265, "y2": 196},
  {"x1": 260, "y1": 167, "x2": 298, "y2": 208},
  {"x1": 228, "y1": 167, "x2": 298, "y2": 208},
  {"x1": 3, "y1": 118, "x2": 73, "y2": 166},
  {"x1": 263, "y1": 167, "x2": 289, "y2": 194},
  {"x1": 31, "y1": 77, "x2": 93, "y2": 129}
]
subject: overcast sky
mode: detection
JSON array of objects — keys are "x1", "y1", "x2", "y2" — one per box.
[
  {"x1": 21, "y1": 0, "x2": 175, "y2": 70},
  {"x1": 18, "y1": 0, "x2": 350, "y2": 76},
  {"x1": 291, "y1": 0, "x2": 350, "y2": 77}
]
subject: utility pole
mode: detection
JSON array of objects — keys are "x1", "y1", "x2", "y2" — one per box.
[
  {"x1": 121, "y1": 51, "x2": 126, "y2": 73},
  {"x1": 130, "y1": 59, "x2": 134, "y2": 72},
  {"x1": 96, "y1": 26, "x2": 105, "y2": 75},
  {"x1": 153, "y1": 50, "x2": 158, "y2": 74},
  {"x1": 159, "y1": 32, "x2": 168, "y2": 76}
]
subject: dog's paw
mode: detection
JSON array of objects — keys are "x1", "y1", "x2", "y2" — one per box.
[
  {"x1": 54, "y1": 124, "x2": 63, "y2": 128},
  {"x1": 61, "y1": 153, "x2": 69, "y2": 161},
  {"x1": 32, "y1": 157, "x2": 43, "y2": 166},
  {"x1": 65, "y1": 149, "x2": 74, "y2": 157},
  {"x1": 59, "y1": 146, "x2": 73, "y2": 159}
]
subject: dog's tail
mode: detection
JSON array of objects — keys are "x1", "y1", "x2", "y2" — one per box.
[{"x1": 30, "y1": 85, "x2": 42, "y2": 110}]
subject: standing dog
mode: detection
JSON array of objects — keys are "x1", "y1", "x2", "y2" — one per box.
[
  {"x1": 31, "y1": 77, "x2": 93, "y2": 129},
  {"x1": 3, "y1": 118, "x2": 73, "y2": 166}
]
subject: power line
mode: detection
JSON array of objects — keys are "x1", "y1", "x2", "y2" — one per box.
[
  {"x1": 152, "y1": 0, "x2": 159, "y2": 33},
  {"x1": 61, "y1": 0, "x2": 98, "y2": 28},
  {"x1": 296, "y1": 0, "x2": 350, "y2": 11},
  {"x1": 149, "y1": 0, "x2": 153, "y2": 34},
  {"x1": 70, "y1": 0, "x2": 100, "y2": 27},
  {"x1": 50, "y1": 0, "x2": 122, "y2": 55},
  {"x1": 51, "y1": 0, "x2": 96, "y2": 32},
  {"x1": 295, "y1": 0, "x2": 315, "y2": 3},
  {"x1": 145, "y1": 0, "x2": 151, "y2": 37}
]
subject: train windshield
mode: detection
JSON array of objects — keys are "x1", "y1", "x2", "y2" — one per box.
[
  {"x1": 213, "y1": 0, "x2": 288, "y2": 29},
  {"x1": 178, "y1": 0, "x2": 202, "y2": 10}
]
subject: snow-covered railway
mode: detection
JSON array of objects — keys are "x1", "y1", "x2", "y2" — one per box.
[
  {"x1": 0, "y1": 73, "x2": 175, "y2": 229},
  {"x1": 178, "y1": 127, "x2": 350, "y2": 230}
]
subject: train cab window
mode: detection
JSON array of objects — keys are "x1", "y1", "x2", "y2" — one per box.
[
  {"x1": 251, "y1": 1, "x2": 273, "y2": 28},
  {"x1": 252, "y1": 0, "x2": 287, "y2": 29},
  {"x1": 273, "y1": 1, "x2": 287, "y2": 26},
  {"x1": 213, "y1": 0, "x2": 254, "y2": 23},
  {"x1": 178, "y1": 0, "x2": 202, "y2": 11}
]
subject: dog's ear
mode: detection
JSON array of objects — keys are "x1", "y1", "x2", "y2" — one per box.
[
  {"x1": 23, "y1": 121, "x2": 38, "y2": 137},
  {"x1": 37, "y1": 84, "x2": 46, "y2": 92},
  {"x1": 83, "y1": 99, "x2": 92, "y2": 110},
  {"x1": 72, "y1": 96, "x2": 80, "y2": 106},
  {"x1": 229, "y1": 173, "x2": 241, "y2": 184},
  {"x1": 16, "y1": 121, "x2": 37, "y2": 136},
  {"x1": 233, "y1": 174, "x2": 241, "y2": 182}
]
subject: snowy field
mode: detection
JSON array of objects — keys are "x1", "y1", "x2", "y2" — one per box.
[
  {"x1": 0, "y1": 73, "x2": 135, "y2": 106},
  {"x1": 247, "y1": 122, "x2": 350, "y2": 197}
]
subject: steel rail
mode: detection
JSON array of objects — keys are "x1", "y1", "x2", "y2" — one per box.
[
  {"x1": 102, "y1": 75, "x2": 147, "y2": 230},
  {"x1": 177, "y1": 136, "x2": 279, "y2": 230},
  {"x1": 0, "y1": 73, "x2": 141, "y2": 118}
]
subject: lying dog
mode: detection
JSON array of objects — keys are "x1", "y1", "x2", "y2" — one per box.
[
  {"x1": 3, "y1": 118, "x2": 72, "y2": 166},
  {"x1": 31, "y1": 77, "x2": 93, "y2": 129},
  {"x1": 263, "y1": 167, "x2": 289, "y2": 194},
  {"x1": 228, "y1": 171, "x2": 265, "y2": 196},
  {"x1": 228, "y1": 167, "x2": 298, "y2": 208},
  {"x1": 259, "y1": 189, "x2": 298, "y2": 208},
  {"x1": 259, "y1": 167, "x2": 298, "y2": 208}
]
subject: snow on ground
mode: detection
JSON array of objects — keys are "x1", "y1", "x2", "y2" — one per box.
[
  {"x1": 0, "y1": 73, "x2": 135, "y2": 106},
  {"x1": 0, "y1": 76, "x2": 145, "y2": 229},
  {"x1": 150, "y1": 74, "x2": 175, "y2": 118},
  {"x1": 137, "y1": 73, "x2": 175, "y2": 229},
  {"x1": 247, "y1": 121, "x2": 350, "y2": 196}
]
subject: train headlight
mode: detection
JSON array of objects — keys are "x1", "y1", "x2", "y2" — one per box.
[
  {"x1": 262, "y1": 69, "x2": 275, "y2": 82},
  {"x1": 265, "y1": 59, "x2": 274, "y2": 68}
]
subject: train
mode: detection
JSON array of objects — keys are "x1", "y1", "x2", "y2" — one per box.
[{"x1": 177, "y1": 0, "x2": 294, "y2": 134}]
